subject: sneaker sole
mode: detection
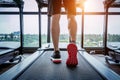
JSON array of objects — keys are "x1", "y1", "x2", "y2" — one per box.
[
  {"x1": 51, "y1": 57, "x2": 62, "y2": 63},
  {"x1": 66, "y1": 43, "x2": 78, "y2": 67}
]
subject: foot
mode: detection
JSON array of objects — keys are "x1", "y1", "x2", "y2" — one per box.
[
  {"x1": 51, "y1": 51, "x2": 61, "y2": 63},
  {"x1": 66, "y1": 43, "x2": 78, "y2": 67}
]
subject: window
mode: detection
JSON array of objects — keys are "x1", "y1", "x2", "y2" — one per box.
[
  {"x1": 23, "y1": 15, "x2": 48, "y2": 47},
  {"x1": 107, "y1": 15, "x2": 120, "y2": 46},
  {"x1": 59, "y1": 15, "x2": 69, "y2": 43},
  {"x1": 55, "y1": 15, "x2": 82, "y2": 44},
  {"x1": 84, "y1": 15, "x2": 104, "y2": 47},
  {"x1": 0, "y1": 15, "x2": 20, "y2": 42},
  {"x1": 23, "y1": 15, "x2": 39, "y2": 47},
  {"x1": 76, "y1": 15, "x2": 82, "y2": 44},
  {"x1": 1, "y1": 0, "x2": 120, "y2": 48},
  {"x1": 41, "y1": 15, "x2": 48, "y2": 44}
]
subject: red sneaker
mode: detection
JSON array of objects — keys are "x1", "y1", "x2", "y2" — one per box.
[{"x1": 66, "y1": 43, "x2": 78, "y2": 67}]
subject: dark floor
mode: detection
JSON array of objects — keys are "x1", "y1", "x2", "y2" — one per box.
[{"x1": 0, "y1": 53, "x2": 120, "y2": 76}]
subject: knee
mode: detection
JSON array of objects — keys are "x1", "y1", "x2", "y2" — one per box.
[{"x1": 67, "y1": 15, "x2": 76, "y2": 22}]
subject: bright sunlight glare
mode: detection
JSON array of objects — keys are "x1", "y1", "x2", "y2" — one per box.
[{"x1": 84, "y1": 0, "x2": 94, "y2": 11}]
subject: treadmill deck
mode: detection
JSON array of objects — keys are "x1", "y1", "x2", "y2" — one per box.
[{"x1": 16, "y1": 51, "x2": 104, "y2": 80}]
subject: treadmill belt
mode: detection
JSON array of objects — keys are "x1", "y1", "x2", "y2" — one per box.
[{"x1": 16, "y1": 51, "x2": 105, "y2": 80}]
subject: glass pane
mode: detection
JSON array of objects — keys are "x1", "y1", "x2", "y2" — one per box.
[
  {"x1": 0, "y1": 15, "x2": 20, "y2": 48},
  {"x1": 107, "y1": 15, "x2": 120, "y2": 47},
  {"x1": 23, "y1": 15, "x2": 39, "y2": 47},
  {"x1": 41, "y1": 15, "x2": 47, "y2": 45},
  {"x1": 76, "y1": 15, "x2": 82, "y2": 45},
  {"x1": 0, "y1": 15, "x2": 20, "y2": 42},
  {"x1": 56, "y1": 15, "x2": 82, "y2": 44},
  {"x1": 84, "y1": 15, "x2": 104, "y2": 47},
  {"x1": 59, "y1": 15, "x2": 69, "y2": 43},
  {"x1": 23, "y1": 15, "x2": 48, "y2": 47}
]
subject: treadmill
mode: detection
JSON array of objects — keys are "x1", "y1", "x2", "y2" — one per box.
[
  {"x1": 103, "y1": 0, "x2": 120, "y2": 63},
  {"x1": 0, "y1": 43, "x2": 120, "y2": 80},
  {"x1": 0, "y1": 0, "x2": 24, "y2": 64},
  {"x1": 0, "y1": 42, "x2": 21, "y2": 64}
]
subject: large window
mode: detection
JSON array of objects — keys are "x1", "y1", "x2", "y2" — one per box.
[
  {"x1": 23, "y1": 15, "x2": 48, "y2": 47},
  {"x1": 76, "y1": 15, "x2": 82, "y2": 44},
  {"x1": 59, "y1": 15, "x2": 69, "y2": 43},
  {"x1": 107, "y1": 15, "x2": 120, "y2": 47},
  {"x1": 53, "y1": 15, "x2": 82, "y2": 44},
  {"x1": 1, "y1": 0, "x2": 120, "y2": 48},
  {"x1": 41, "y1": 15, "x2": 48, "y2": 45},
  {"x1": 0, "y1": 15, "x2": 20, "y2": 42},
  {"x1": 84, "y1": 15, "x2": 104, "y2": 47},
  {"x1": 23, "y1": 15, "x2": 39, "y2": 47}
]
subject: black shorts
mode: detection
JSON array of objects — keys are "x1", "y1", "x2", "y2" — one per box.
[{"x1": 50, "y1": 0, "x2": 76, "y2": 15}]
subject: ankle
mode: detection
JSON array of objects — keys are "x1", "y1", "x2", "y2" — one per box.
[
  {"x1": 54, "y1": 50, "x2": 60, "y2": 53},
  {"x1": 54, "y1": 49, "x2": 60, "y2": 52},
  {"x1": 70, "y1": 41, "x2": 76, "y2": 44}
]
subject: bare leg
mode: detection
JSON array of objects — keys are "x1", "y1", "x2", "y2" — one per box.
[
  {"x1": 67, "y1": 15, "x2": 77, "y2": 42},
  {"x1": 66, "y1": 15, "x2": 78, "y2": 67},
  {"x1": 51, "y1": 14, "x2": 61, "y2": 51}
]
